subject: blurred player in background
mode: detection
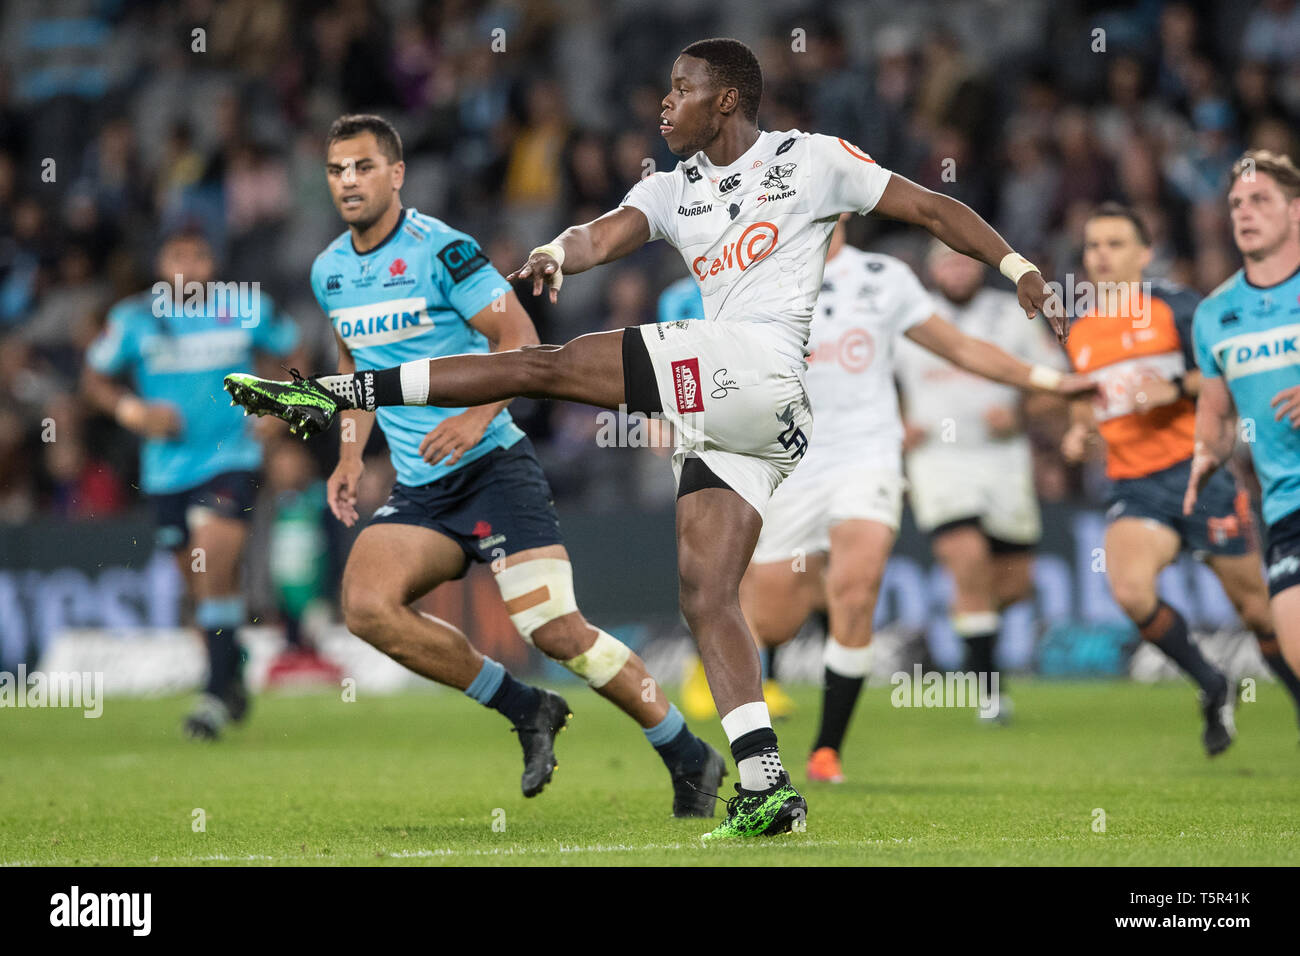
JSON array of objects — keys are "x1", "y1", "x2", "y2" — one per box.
[
  {"x1": 894, "y1": 241, "x2": 1069, "y2": 719},
  {"x1": 1063, "y1": 201, "x2": 1300, "y2": 755},
  {"x1": 83, "y1": 228, "x2": 300, "y2": 739},
  {"x1": 745, "y1": 217, "x2": 1092, "y2": 783},
  {"x1": 1187, "y1": 153, "x2": 1300, "y2": 734},
  {"x1": 226, "y1": 39, "x2": 1064, "y2": 839},
  {"x1": 264, "y1": 438, "x2": 343, "y2": 688},
  {"x1": 656, "y1": 275, "x2": 797, "y2": 722},
  {"x1": 307, "y1": 115, "x2": 723, "y2": 812}
]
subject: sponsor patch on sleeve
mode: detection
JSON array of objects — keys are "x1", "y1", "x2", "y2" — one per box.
[{"x1": 437, "y1": 239, "x2": 490, "y2": 284}]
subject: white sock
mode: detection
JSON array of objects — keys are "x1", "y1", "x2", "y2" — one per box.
[
  {"x1": 315, "y1": 374, "x2": 357, "y2": 406},
  {"x1": 721, "y1": 701, "x2": 785, "y2": 790},
  {"x1": 824, "y1": 636, "x2": 873, "y2": 678}
]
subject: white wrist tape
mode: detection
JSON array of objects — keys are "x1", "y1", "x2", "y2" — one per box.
[
  {"x1": 530, "y1": 243, "x2": 565, "y2": 291},
  {"x1": 1028, "y1": 364, "x2": 1063, "y2": 390},
  {"x1": 999, "y1": 252, "x2": 1040, "y2": 285}
]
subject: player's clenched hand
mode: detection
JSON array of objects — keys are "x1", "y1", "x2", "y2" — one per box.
[
  {"x1": 1132, "y1": 378, "x2": 1180, "y2": 411},
  {"x1": 1019, "y1": 272, "x2": 1068, "y2": 345},
  {"x1": 419, "y1": 407, "x2": 495, "y2": 466},
  {"x1": 507, "y1": 252, "x2": 562, "y2": 304},
  {"x1": 1060, "y1": 422, "x2": 1093, "y2": 464},
  {"x1": 328, "y1": 458, "x2": 364, "y2": 527},
  {"x1": 1270, "y1": 385, "x2": 1300, "y2": 427},
  {"x1": 1182, "y1": 446, "x2": 1218, "y2": 516}
]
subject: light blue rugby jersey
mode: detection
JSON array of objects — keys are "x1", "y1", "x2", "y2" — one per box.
[
  {"x1": 87, "y1": 287, "x2": 298, "y2": 494},
  {"x1": 656, "y1": 275, "x2": 704, "y2": 324},
  {"x1": 310, "y1": 208, "x2": 523, "y2": 487},
  {"x1": 1194, "y1": 266, "x2": 1300, "y2": 525}
]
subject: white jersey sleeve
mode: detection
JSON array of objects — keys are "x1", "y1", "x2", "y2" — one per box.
[
  {"x1": 886, "y1": 258, "x2": 936, "y2": 336},
  {"x1": 808, "y1": 133, "x2": 893, "y2": 219},
  {"x1": 620, "y1": 171, "x2": 680, "y2": 245}
]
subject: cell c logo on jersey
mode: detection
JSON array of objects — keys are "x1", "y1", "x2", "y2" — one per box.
[
  {"x1": 809, "y1": 327, "x2": 874, "y2": 373},
  {"x1": 837, "y1": 327, "x2": 874, "y2": 372},
  {"x1": 692, "y1": 221, "x2": 779, "y2": 282}
]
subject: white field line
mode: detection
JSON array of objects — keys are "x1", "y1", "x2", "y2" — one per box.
[{"x1": 2, "y1": 838, "x2": 848, "y2": 866}]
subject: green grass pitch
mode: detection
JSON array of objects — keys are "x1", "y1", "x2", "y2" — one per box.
[{"x1": 3, "y1": 680, "x2": 1298, "y2": 866}]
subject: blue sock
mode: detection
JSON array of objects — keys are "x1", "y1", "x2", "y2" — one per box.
[
  {"x1": 645, "y1": 704, "x2": 706, "y2": 771},
  {"x1": 466, "y1": 657, "x2": 541, "y2": 726},
  {"x1": 197, "y1": 597, "x2": 246, "y2": 698}
]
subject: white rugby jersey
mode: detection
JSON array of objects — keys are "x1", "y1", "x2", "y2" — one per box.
[
  {"x1": 803, "y1": 247, "x2": 933, "y2": 461},
  {"x1": 621, "y1": 130, "x2": 893, "y2": 361},
  {"x1": 894, "y1": 288, "x2": 1065, "y2": 448}
]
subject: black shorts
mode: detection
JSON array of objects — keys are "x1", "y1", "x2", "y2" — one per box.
[
  {"x1": 1265, "y1": 509, "x2": 1300, "y2": 598},
  {"x1": 1106, "y1": 458, "x2": 1251, "y2": 557},
  {"x1": 149, "y1": 470, "x2": 260, "y2": 551},
  {"x1": 368, "y1": 437, "x2": 563, "y2": 578}
]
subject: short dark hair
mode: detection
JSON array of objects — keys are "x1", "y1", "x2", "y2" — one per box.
[
  {"x1": 680, "y1": 38, "x2": 763, "y2": 123},
  {"x1": 1087, "y1": 201, "x2": 1151, "y2": 246},
  {"x1": 327, "y1": 114, "x2": 403, "y2": 164}
]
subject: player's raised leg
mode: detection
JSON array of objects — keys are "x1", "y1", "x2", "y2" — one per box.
[
  {"x1": 493, "y1": 544, "x2": 725, "y2": 817},
  {"x1": 341, "y1": 522, "x2": 570, "y2": 797},
  {"x1": 226, "y1": 330, "x2": 629, "y2": 436},
  {"x1": 1105, "y1": 517, "x2": 1233, "y2": 754}
]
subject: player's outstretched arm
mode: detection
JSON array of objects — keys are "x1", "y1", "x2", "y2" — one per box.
[
  {"x1": 903, "y1": 315, "x2": 1094, "y2": 397},
  {"x1": 872, "y1": 175, "x2": 1066, "y2": 342},
  {"x1": 507, "y1": 206, "x2": 651, "y2": 303},
  {"x1": 1183, "y1": 376, "x2": 1238, "y2": 515}
]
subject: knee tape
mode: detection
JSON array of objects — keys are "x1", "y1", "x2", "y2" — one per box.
[
  {"x1": 563, "y1": 628, "x2": 632, "y2": 689},
  {"x1": 493, "y1": 558, "x2": 631, "y2": 686},
  {"x1": 493, "y1": 558, "x2": 580, "y2": 644}
]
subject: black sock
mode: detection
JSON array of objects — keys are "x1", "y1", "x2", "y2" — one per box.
[
  {"x1": 1139, "y1": 601, "x2": 1226, "y2": 696},
  {"x1": 657, "y1": 725, "x2": 707, "y2": 773},
  {"x1": 764, "y1": 644, "x2": 779, "y2": 682},
  {"x1": 812, "y1": 667, "x2": 864, "y2": 753},
  {"x1": 283, "y1": 614, "x2": 303, "y2": 649},
  {"x1": 203, "y1": 628, "x2": 243, "y2": 699},
  {"x1": 1256, "y1": 632, "x2": 1300, "y2": 718},
  {"x1": 961, "y1": 631, "x2": 997, "y2": 675},
  {"x1": 730, "y1": 726, "x2": 781, "y2": 790},
  {"x1": 486, "y1": 670, "x2": 542, "y2": 726}
]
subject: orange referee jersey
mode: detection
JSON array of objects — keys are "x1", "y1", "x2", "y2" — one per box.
[{"x1": 1064, "y1": 278, "x2": 1201, "y2": 480}]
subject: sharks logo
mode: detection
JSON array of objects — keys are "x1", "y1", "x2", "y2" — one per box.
[{"x1": 761, "y1": 164, "x2": 796, "y2": 190}]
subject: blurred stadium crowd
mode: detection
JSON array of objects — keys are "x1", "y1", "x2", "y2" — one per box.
[{"x1": 2, "y1": 0, "x2": 1299, "y2": 523}]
